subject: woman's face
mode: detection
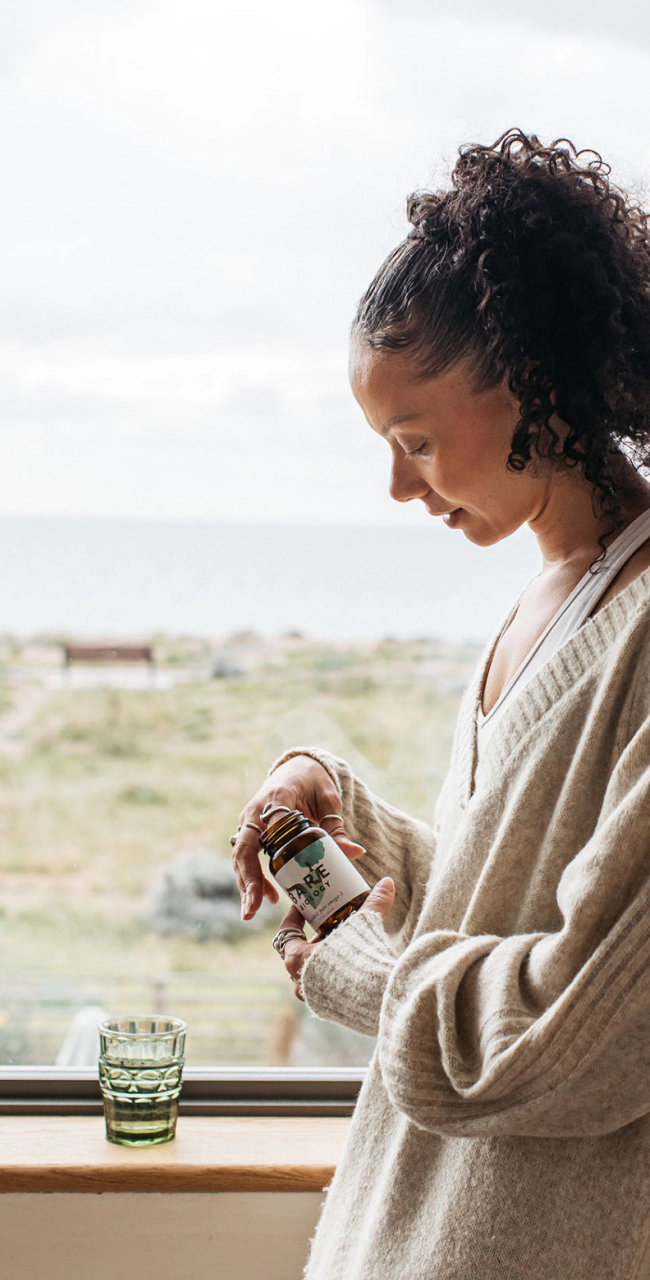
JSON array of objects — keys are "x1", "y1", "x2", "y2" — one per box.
[{"x1": 349, "y1": 339, "x2": 545, "y2": 547}]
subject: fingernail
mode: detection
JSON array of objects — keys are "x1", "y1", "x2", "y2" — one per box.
[{"x1": 241, "y1": 894, "x2": 251, "y2": 919}]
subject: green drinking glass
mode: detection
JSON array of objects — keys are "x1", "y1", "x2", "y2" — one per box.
[{"x1": 98, "y1": 1014, "x2": 187, "y2": 1147}]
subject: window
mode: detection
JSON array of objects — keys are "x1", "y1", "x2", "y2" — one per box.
[{"x1": 5, "y1": 0, "x2": 607, "y2": 1102}]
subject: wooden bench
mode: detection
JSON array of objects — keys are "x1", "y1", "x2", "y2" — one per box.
[{"x1": 62, "y1": 644, "x2": 154, "y2": 668}]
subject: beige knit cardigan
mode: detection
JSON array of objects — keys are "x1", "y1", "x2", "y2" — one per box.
[{"x1": 272, "y1": 566, "x2": 650, "y2": 1280}]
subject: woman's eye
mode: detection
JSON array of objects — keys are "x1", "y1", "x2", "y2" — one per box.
[{"x1": 406, "y1": 442, "x2": 429, "y2": 457}]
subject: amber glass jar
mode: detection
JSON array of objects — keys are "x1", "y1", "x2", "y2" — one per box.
[{"x1": 260, "y1": 809, "x2": 370, "y2": 937}]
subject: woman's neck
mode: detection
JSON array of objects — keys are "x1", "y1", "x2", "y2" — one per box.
[{"x1": 529, "y1": 457, "x2": 650, "y2": 574}]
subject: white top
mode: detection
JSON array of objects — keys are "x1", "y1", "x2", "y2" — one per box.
[{"x1": 476, "y1": 507, "x2": 650, "y2": 760}]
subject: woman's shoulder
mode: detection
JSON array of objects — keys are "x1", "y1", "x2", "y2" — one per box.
[
  {"x1": 591, "y1": 540, "x2": 650, "y2": 617},
  {"x1": 588, "y1": 557, "x2": 650, "y2": 667},
  {"x1": 605, "y1": 570, "x2": 650, "y2": 735}
]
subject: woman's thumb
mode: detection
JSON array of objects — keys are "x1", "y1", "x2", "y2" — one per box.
[{"x1": 361, "y1": 876, "x2": 395, "y2": 918}]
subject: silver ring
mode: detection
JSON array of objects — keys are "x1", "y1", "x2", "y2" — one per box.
[
  {"x1": 272, "y1": 927, "x2": 307, "y2": 958},
  {"x1": 273, "y1": 928, "x2": 307, "y2": 958},
  {"x1": 318, "y1": 813, "x2": 343, "y2": 825},
  {"x1": 229, "y1": 824, "x2": 242, "y2": 848},
  {"x1": 244, "y1": 821, "x2": 263, "y2": 835},
  {"x1": 261, "y1": 803, "x2": 293, "y2": 824}
]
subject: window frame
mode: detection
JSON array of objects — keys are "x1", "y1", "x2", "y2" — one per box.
[{"x1": 0, "y1": 1066, "x2": 364, "y2": 1116}]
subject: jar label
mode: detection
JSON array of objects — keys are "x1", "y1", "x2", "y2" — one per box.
[{"x1": 274, "y1": 833, "x2": 369, "y2": 930}]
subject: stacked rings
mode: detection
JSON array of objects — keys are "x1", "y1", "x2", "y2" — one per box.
[{"x1": 272, "y1": 927, "x2": 307, "y2": 958}]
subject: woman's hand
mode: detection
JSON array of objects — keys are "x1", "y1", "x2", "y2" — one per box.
[
  {"x1": 232, "y1": 755, "x2": 366, "y2": 920},
  {"x1": 280, "y1": 877, "x2": 396, "y2": 1000}
]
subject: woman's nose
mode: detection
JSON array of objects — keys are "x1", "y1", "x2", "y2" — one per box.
[{"x1": 389, "y1": 456, "x2": 429, "y2": 504}]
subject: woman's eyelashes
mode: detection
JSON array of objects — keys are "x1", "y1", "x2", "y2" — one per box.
[{"x1": 405, "y1": 441, "x2": 430, "y2": 457}]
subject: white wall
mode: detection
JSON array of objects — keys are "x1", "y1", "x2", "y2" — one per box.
[{"x1": 0, "y1": 1192, "x2": 324, "y2": 1280}]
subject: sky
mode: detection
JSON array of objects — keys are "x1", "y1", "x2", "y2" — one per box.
[{"x1": 2, "y1": 0, "x2": 650, "y2": 526}]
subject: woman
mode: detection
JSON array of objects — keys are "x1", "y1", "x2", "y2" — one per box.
[{"x1": 233, "y1": 130, "x2": 650, "y2": 1279}]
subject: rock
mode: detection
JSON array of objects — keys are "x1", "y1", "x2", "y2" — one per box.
[
  {"x1": 210, "y1": 655, "x2": 243, "y2": 679},
  {"x1": 144, "y1": 849, "x2": 271, "y2": 942}
]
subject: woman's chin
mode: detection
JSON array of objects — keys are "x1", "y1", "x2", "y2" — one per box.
[{"x1": 459, "y1": 517, "x2": 507, "y2": 547}]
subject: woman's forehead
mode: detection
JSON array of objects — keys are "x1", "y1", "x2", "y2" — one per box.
[
  {"x1": 349, "y1": 341, "x2": 475, "y2": 409},
  {"x1": 348, "y1": 341, "x2": 415, "y2": 395}
]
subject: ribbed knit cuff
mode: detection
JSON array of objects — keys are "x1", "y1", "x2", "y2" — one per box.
[
  {"x1": 300, "y1": 909, "x2": 398, "y2": 1038},
  {"x1": 267, "y1": 746, "x2": 342, "y2": 794}
]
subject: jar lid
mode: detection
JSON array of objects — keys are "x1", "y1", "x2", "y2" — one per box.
[{"x1": 260, "y1": 808, "x2": 314, "y2": 859}]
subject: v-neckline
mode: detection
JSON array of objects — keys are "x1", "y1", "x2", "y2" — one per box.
[
  {"x1": 479, "y1": 507, "x2": 650, "y2": 723},
  {"x1": 478, "y1": 561, "x2": 591, "y2": 722},
  {"x1": 459, "y1": 561, "x2": 650, "y2": 805}
]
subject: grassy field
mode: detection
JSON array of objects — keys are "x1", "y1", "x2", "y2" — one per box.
[{"x1": 0, "y1": 632, "x2": 479, "y2": 1066}]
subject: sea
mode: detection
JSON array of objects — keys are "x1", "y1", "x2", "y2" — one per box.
[{"x1": 0, "y1": 517, "x2": 541, "y2": 644}]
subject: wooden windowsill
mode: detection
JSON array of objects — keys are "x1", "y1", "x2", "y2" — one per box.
[{"x1": 0, "y1": 1116, "x2": 350, "y2": 1193}]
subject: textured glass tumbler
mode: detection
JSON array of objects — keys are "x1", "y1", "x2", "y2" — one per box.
[{"x1": 98, "y1": 1015, "x2": 186, "y2": 1146}]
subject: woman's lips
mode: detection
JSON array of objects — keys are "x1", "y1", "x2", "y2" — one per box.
[
  {"x1": 427, "y1": 506, "x2": 463, "y2": 527},
  {"x1": 442, "y1": 509, "x2": 463, "y2": 528}
]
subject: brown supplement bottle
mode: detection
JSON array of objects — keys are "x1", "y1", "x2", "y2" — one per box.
[{"x1": 260, "y1": 809, "x2": 370, "y2": 936}]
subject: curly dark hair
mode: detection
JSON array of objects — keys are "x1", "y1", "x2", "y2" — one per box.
[{"x1": 353, "y1": 128, "x2": 650, "y2": 537}]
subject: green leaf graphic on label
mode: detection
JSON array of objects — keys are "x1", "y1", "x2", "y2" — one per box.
[
  {"x1": 294, "y1": 841, "x2": 326, "y2": 870},
  {"x1": 285, "y1": 840, "x2": 332, "y2": 910}
]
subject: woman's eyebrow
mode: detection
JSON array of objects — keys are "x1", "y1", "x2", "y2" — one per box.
[{"x1": 381, "y1": 413, "x2": 421, "y2": 436}]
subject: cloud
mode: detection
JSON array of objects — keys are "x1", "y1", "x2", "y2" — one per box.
[
  {"x1": 2, "y1": 0, "x2": 650, "y2": 520},
  {"x1": 0, "y1": 0, "x2": 150, "y2": 73},
  {"x1": 374, "y1": 0, "x2": 650, "y2": 50}
]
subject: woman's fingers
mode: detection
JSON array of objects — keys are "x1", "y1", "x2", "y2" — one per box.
[
  {"x1": 318, "y1": 814, "x2": 366, "y2": 861},
  {"x1": 279, "y1": 903, "x2": 307, "y2": 932},
  {"x1": 359, "y1": 876, "x2": 395, "y2": 918},
  {"x1": 332, "y1": 834, "x2": 366, "y2": 861},
  {"x1": 232, "y1": 787, "x2": 294, "y2": 916},
  {"x1": 282, "y1": 934, "x2": 314, "y2": 988},
  {"x1": 261, "y1": 878, "x2": 281, "y2": 905},
  {"x1": 233, "y1": 828, "x2": 266, "y2": 918},
  {"x1": 276, "y1": 903, "x2": 314, "y2": 1001}
]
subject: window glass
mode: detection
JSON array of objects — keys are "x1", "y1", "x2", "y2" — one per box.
[
  {"x1": 1, "y1": 621, "x2": 481, "y2": 1067},
  {"x1": 1, "y1": 0, "x2": 639, "y2": 1067}
]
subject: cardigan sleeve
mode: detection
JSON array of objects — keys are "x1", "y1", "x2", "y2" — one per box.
[
  {"x1": 368, "y1": 712, "x2": 650, "y2": 1138},
  {"x1": 269, "y1": 746, "x2": 437, "y2": 944}
]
